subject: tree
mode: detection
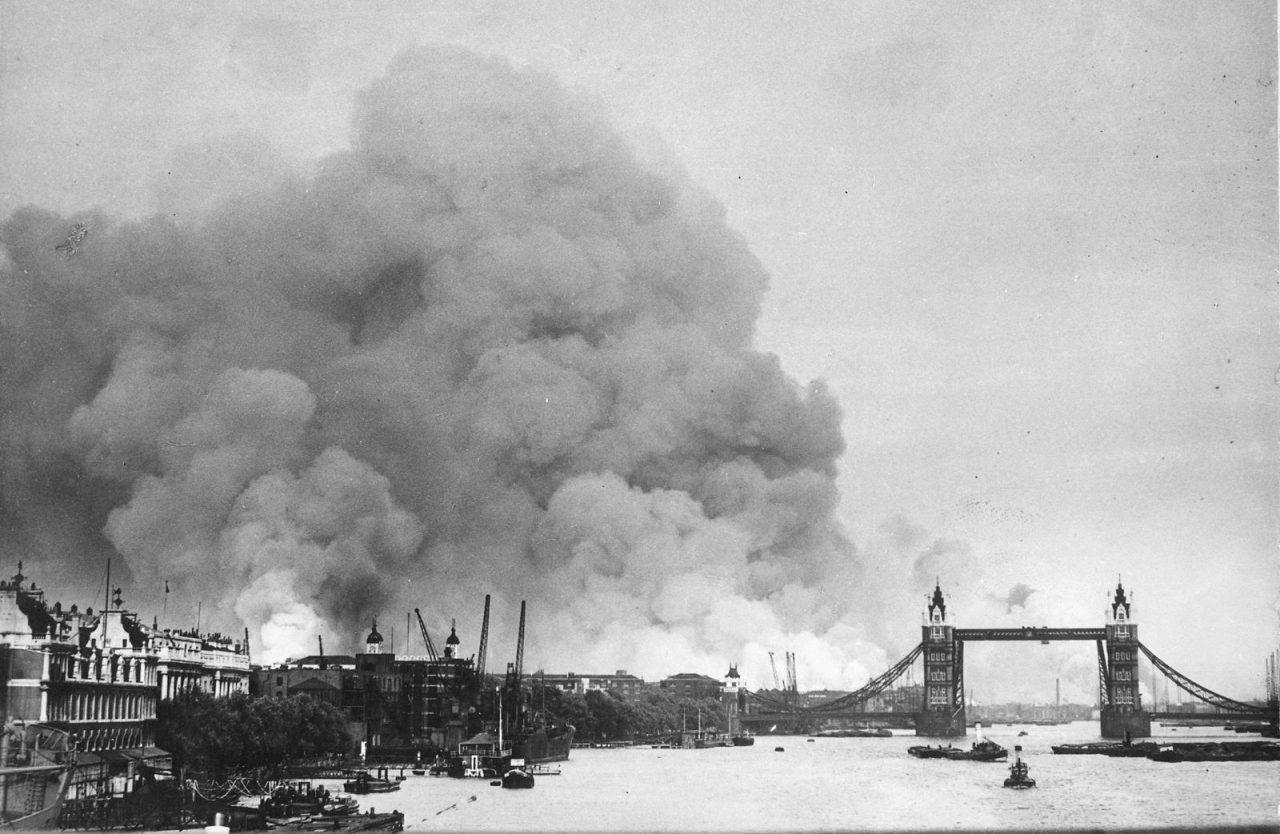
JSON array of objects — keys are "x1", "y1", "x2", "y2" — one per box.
[{"x1": 156, "y1": 690, "x2": 353, "y2": 777}]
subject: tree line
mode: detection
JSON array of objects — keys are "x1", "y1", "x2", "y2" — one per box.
[
  {"x1": 155, "y1": 690, "x2": 353, "y2": 778},
  {"x1": 532, "y1": 684, "x2": 731, "y2": 741},
  {"x1": 154, "y1": 684, "x2": 742, "y2": 776}
]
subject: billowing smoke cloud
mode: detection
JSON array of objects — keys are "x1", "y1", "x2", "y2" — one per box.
[{"x1": 1, "y1": 45, "x2": 873, "y2": 683}]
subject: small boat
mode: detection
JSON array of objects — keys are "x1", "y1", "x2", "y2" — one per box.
[
  {"x1": 731, "y1": 732, "x2": 756, "y2": 746},
  {"x1": 320, "y1": 794, "x2": 360, "y2": 816},
  {"x1": 501, "y1": 768, "x2": 535, "y2": 789},
  {"x1": 1050, "y1": 742, "x2": 1123, "y2": 755},
  {"x1": 1003, "y1": 745, "x2": 1036, "y2": 789},
  {"x1": 774, "y1": 746, "x2": 785, "y2": 752},
  {"x1": 528, "y1": 763, "x2": 561, "y2": 776},
  {"x1": 909, "y1": 739, "x2": 1007, "y2": 761},
  {"x1": 0, "y1": 722, "x2": 76, "y2": 830},
  {"x1": 816, "y1": 728, "x2": 893, "y2": 738},
  {"x1": 342, "y1": 769, "x2": 402, "y2": 794}
]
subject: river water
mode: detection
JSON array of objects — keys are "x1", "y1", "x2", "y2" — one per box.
[{"x1": 300, "y1": 722, "x2": 1277, "y2": 831}]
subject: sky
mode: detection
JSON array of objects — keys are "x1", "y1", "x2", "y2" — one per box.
[{"x1": 0, "y1": 1, "x2": 1275, "y2": 704}]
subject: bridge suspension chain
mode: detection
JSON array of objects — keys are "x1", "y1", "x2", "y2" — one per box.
[
  {"x1": 1137, "y1": 642, "x2": 1258, "y2": 713},
  {"x1": 805, "y1": 642, "x2": 924, "y2": 713},
  {"x1": 745, "y1": 689, "x2": 800, "y2": 712},
  {"x1": 1096, "y1": 640, "x2": 1110, "y2": 706}
]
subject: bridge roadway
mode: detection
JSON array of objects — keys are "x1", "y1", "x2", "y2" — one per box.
[
  {"x1": 953, "y1": 627, "x2": 1106, "y2": 641},
  {"x1": 1152, "y1": 711, "x2": 1275, "y2": 723},
  {"x1": 742, "y1": 711, "x2": 910, "y2": 723}
]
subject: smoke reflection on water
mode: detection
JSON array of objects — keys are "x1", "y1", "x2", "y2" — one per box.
[{"x1": 165, "y1": 723, "x2": 1275, "y2": 832}]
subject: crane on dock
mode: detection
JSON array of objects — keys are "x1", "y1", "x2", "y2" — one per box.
[
  {"x1": 414, "y1": 608, "x2": 440, "y2": 661},
  {"x1": 476, "y1": 594, "x2": 491, "y2": 679},
  {"x1": 504, "y1": 601, "x2": 527, "y2": 736}
]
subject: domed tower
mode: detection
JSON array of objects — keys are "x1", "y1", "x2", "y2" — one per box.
[
  {"x1": 444, "y1": 620, "x2": 461, "y2": 660},
  {"x1": 917, "y1": 581, "x2": 965, "y2": 737},
  {"x1": 365, "y1": 619, "x2": 384, "y2": 654},
  {"x1": 1101, "y1": 579, "x2": 1151, "y2": 739}
]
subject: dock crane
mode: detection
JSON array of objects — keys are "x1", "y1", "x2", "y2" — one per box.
[
  {"x1": 768, "y1": 651, "x2": 782, "y2": 691},
  {"x1": 786, "y1": 651, "x2": 798, "y2": 694},
  {"x1": 476, "y1": 594, "x2": 491, "y2": 679},
  {"x1": 414, "y1": 608, "x2": 440, "y2": 661},
  {"x1": 504, "y1": 601, "x2": 527, "y2": 737}
]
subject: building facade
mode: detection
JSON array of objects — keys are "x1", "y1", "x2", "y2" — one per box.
[
  {"x1": 535, "y1": 670, "x2": 647, "y2": 703},
  {"x1": 0, "y1": 564, "x2": 251, "y2": 798},
  {"x1": 659, "y1": 673, "x2": 723, "y2": 700}
]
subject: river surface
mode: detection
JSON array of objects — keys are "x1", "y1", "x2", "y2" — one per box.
[{"x1": 302, "y1": 722, "x2": 1278, "y2": 831}]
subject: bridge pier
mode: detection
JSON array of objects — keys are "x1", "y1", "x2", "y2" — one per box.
[
  {"x1": 1100, "y1": 706, "x2": 1151, "y2": 739},
  {"x1": 916, "y1": 708, "x2": 966, "y2": 737}
]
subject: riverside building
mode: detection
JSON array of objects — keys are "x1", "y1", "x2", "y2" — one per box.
[{"x1": 0, "y1": 564, "x2": 250, "y2": 798}]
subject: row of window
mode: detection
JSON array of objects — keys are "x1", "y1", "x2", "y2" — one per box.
[
  {"x1": 54, "y1": 654, "x2": 153, "y2": 686},
  {"x1": 46, "y1": 688, "x2": 156, "y2": 723}
]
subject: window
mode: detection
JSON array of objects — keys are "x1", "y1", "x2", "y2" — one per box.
[{"x1": 930, "y1": 626, "x2": 944, "y2": 641}]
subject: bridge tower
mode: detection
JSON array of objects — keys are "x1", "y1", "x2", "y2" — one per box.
[
  {"x1": 1100, "y1": 580, "x2": 1151, "y2": 739},
  {"x1": 917, "y1": 582, "x2": 965, "y2": 736}
]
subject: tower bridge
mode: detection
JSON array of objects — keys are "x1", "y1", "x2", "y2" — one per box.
[{"x1": 740, "y1": 581, "x2": 1277, "y2": 739}]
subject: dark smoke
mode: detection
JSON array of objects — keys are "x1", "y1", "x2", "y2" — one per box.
[
  {"x1": 0, "y1": 46, "x2": 871, "y2": 684},
  {"x1": 998, "y1": 583, "x2": 1037, "y2": 613}
]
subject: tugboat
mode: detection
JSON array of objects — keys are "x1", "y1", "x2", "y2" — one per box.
[
  {"x1": 500, "y1": 764, "x2": 535, "y2": 789},
  {"x1": 1003, "y1": 745, "x2": 1036, "y2": 788}
]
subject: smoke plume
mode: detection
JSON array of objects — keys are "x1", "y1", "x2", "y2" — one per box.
[{"x1": 0, "y1": 45, "x2": 878, "y2": 684}]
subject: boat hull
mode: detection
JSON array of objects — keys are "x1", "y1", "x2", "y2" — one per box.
[
  {"x1": 0, "y1": 723, "x2": 75, "y2": 830},
  {"x1": 511, "y1": 725, "x2": 575, "y2": 763},
  {"x1": 500, "y1": 769, "x2": 535, "y2": 789}
]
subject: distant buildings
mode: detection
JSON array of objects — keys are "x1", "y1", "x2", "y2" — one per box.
[
  {"x1": 534, "y1": 670, "x2": 647, "y2": 703},
  {"x1": 659, "y1": 672, "x2": 722, "y2": 700}
]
